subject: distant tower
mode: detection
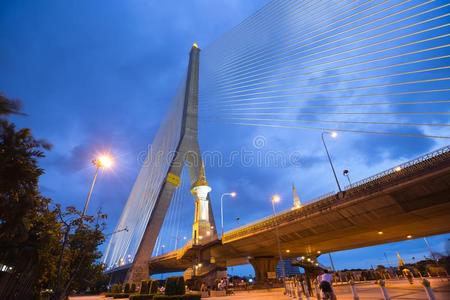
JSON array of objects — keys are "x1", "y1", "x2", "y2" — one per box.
[
  {"x1": 396, "y1": 252, "x2": 405, "y2": 268},
  {"x1": 191, "y1": 163, "x2": 214, "y2": 245},
  {"x1": 292, "y1": 184, "x2": 302, "y2": 209}
]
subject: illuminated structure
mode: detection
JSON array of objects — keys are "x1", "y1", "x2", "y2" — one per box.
[
  {"x1": 191, "y1": 164, "x2": 214, "y2": 245},
  {"x1": 103, "y1": 44, "x2": 217, "y2": 284},
  {"x1": 292, "y1": 184, "x2": 302, "y2": 209}
]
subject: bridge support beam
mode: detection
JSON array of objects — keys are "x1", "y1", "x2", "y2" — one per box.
[{"x1": 249, "y1": 256, "x2": 279, "y2": 284}]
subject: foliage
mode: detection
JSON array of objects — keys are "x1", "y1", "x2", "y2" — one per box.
[
  {"x1": 176, "y1": 277, "x2": 185, "y2": 295},
  {"x1": 0, "y1": 93, "x2": 22, "y2": 116},
  {"x1": 0, "y1": 93, "x2": 108, "y2": 300},
  {"x1": 140, "y1": 281, "x2": 149, "y2": 294},
  {"x1": 149, "y1": 280, "x2": 159, "y2": 294},
  {"x1": 112, "y1": 284, "x2": 123, "y2": 293},
  {"x1": 131, "y1": 283, "x2": 137, "y2": 293},
  {"x1": 124, "y1": 283, "x2": 131, "y2": 293},
  {"x1": 164, "y1": 277, "x2": 179, "y2": 295},
  {"x1": 153, "y1": 295, "x2": 200, "y2": 300},
  {"x1": 49, "y1": 206, "x2": 107, "y2": 300},
  {"x1": 0, "y1": 96, "x2": 55, "y2": 299},
  {"x1": 130, "y1": 295, "x2": 155, "y2": 300}
]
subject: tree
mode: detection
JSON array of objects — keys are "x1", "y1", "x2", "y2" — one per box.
[
  {"x1": 49, "y1": 206, "x2": 107, "y2": 300},
  {"x1": 0, "y1": 93, "x2": 108, "y2": 299},
  {"x1": 0, "y1": 93, "x2": 22, "y2": 116},
  {"x1": 0, "y1": 95, "x2": 55, "y2": 299}
]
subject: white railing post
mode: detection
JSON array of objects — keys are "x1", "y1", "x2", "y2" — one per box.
[
  {"x1": 349, "y1": 280, "x2": 359, "y2": 300},
  {"x1": 315, "y1": 283, "x2": 322, "y2": 300},
  {"x1": 296, "y1": 281, "x2": 303, "y2": 300},
  {"x1": 422, "y1": 279, "x2": 436, "y2": 300},
  {"x1": 378, "y1": 279, "x2": 391, "y2": 300},
  {"x1": 302, "y1": 281, "x2": 310, "y2": 300}
]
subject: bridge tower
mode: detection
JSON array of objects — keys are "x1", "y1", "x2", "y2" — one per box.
[
  {"x1": 191, "y1": 163, "x2": 215, "y2": 245},
  {"x1": 104, "y1": 43, "x2": 218, "y2": 285},
  {"x1": 292, "y1": 183, "x2": 302, "y2": 209}
]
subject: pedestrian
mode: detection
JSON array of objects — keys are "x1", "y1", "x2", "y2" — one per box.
[{"x1": 318, "y1": 269, "x2": 336, "y2": 300}]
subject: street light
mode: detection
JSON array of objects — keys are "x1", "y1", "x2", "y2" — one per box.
[
  {"x1": 220, "y1": 192, "x2": 237, "y2": 238},
  {"x1": 82, "y1": 154, "x2": 113, "y2": 217},
  {"x1": 321, "y1": 131, "x2": 342, "y2": 192},
  {"x1": 271, "y1": 195, "x2": 285, "y2": 278},
  {"x1": 343, "y1": 169, "x2": 352, "y2": 187}
]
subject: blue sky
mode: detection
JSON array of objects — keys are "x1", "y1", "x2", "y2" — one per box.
[{"x1": 1, "y1": 0, "x2": 449, "y2": 276}]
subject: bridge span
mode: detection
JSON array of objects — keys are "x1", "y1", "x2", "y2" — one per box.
[{"x1": 147, "y1": 146, "x2": 450, "y2": 281}]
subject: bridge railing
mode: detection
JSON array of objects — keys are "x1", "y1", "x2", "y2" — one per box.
[
  {"x1": 223, "y1": 145, "x2": 450, "y2": 243},
  {"x1": 345, "y1": 145, "x2": 450, "y2": 191}
]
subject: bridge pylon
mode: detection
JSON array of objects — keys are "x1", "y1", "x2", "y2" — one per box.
[{"x1": 104, "y1": 43, "x2": 218, "y2": 285}]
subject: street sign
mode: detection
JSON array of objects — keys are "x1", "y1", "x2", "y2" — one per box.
[{"x1": 166, "y1": 172, "x2": 181, "y2": 187}]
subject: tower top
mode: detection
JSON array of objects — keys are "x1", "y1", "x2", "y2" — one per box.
[
  {"x1": 192, "y1": 162, "x2": 208, "y2": 188},
  {"x1": 292, "y1": 183, "x2": 302, "y2": 209},
  {"x1": 192, "y1": 42, "x2": 199, "y2": 49}
]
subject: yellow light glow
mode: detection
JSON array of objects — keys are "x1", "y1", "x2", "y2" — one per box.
[
  {"x1": 97, "y1": 155, "x2": 113, "y2": 168},
  {"x1": 286, "y1": 249, "x2": 290, "y2": 253},
  {"x1": 193, "y1": 43, "x2": 199, "y2": 48},
  {"x1": 394, "y1": 166, "x2": 402, "y2": 172},
  {"x1": 317, "y1": 250, "x2": 321, "y2": 254},
  {"x1": 307, "y1": 258, "x2": 311, "y2": 262},
  {"x1": 301, "y1": 256, "x2": 305, "y2": 260},
  {"x1": 272, "y1": 195, "x2": 281, "y2": 203},
  {"x1": 378, "y1": 231, "x2": 384, "y2": 235},
  {"x1": 406, "y1": 235, "x2": 412, "y2": 239}
]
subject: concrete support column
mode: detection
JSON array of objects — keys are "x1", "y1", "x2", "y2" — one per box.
[{"x1": 249, "y1": 257, "x2": 279, "y2": 284}]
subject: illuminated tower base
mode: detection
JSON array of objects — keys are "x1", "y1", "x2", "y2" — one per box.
[{"x1": 191, "y1": 164, "x2": 215, "y2": 245}]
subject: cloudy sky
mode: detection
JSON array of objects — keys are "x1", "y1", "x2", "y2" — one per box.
[{"x1": 1, "y1": 0, "x2": 449, "y2": 275}]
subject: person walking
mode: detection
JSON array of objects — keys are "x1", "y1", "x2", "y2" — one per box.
[{"x1": 318, "y1": 269, "x2": 336, "y2": 300}]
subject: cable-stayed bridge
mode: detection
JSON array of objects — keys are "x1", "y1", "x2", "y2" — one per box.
[{"x1": 103, "y1": 0, "x2": 450, "y2": 285}]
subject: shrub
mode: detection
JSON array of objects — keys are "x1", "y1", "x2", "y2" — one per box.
[
  {"x1": 140, "y1": 280, "x2": 149, "y2": 294},
  {"x1": 184, "y1": 295, "x2": 201, "y2": 300},
  {"x1": 111, "y1": 284, "x2": 122, "y2": 293},
  {"x1": 130, "y1": 294, "x2": 155, "y2": 300},
  {"x1": 149, "y1": 280, "x2": 159, "y2": 294},
  {"x1": 131, "y1": 283, "x2": 137, "y2": 293},
  {"x1": 113, "y1": 293, "x2": 130, "y2": 299},
  {"x1": 165, "y1": 277, "x2": 179, "y2": 295},
  {"x1": 124, "y1": 283, "x2": 131, "y2": 293},
  {"x1": 176, "y1": 277, "x2": 185, "y2": 295},
  {"x1": 153, "y1": 296, "x2": 200, "y2": 300}
]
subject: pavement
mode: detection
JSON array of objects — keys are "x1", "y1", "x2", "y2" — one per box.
[{"x1": 70, "y1": 278, "x2": 450, "y2": 300}]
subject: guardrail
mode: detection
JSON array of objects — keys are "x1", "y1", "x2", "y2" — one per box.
[{"x1": 223, "y1": 145, "x2": 450, "y2": 243}]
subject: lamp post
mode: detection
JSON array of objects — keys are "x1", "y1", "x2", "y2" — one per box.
[
  {"x1": 343, "y1": 169, "x2": 352, "y2": 187},
  {"x1": 321, "y1": 131, "x2": 342, "y2": 192},
  {"x1": 82, "y1": 154, "x2": 113, "y2": 217},
  {"x1": 271, "y1": 195, "x2": 285, "y2": 278},
  {"x1": 220, "y1": 192, "x2": 237, "y2": 238}
]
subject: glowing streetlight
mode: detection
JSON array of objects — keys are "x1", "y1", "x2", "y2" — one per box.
[
  {"x1": 271, "y1": 194, "x2": 285, "y2": 278},
  {"x1": 82, "y1": 153, "x2": 114, "y2": 217},
  {"x1": 220, "y1": 192, "x2": 237, "y2": 238},
  {"x1": 321, "y1": 131, "x2": 342, "y2": 192}
]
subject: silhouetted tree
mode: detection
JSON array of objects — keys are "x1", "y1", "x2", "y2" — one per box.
[{"x1": 0, "y1": 94, "x2": 55, "y2": 299}]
